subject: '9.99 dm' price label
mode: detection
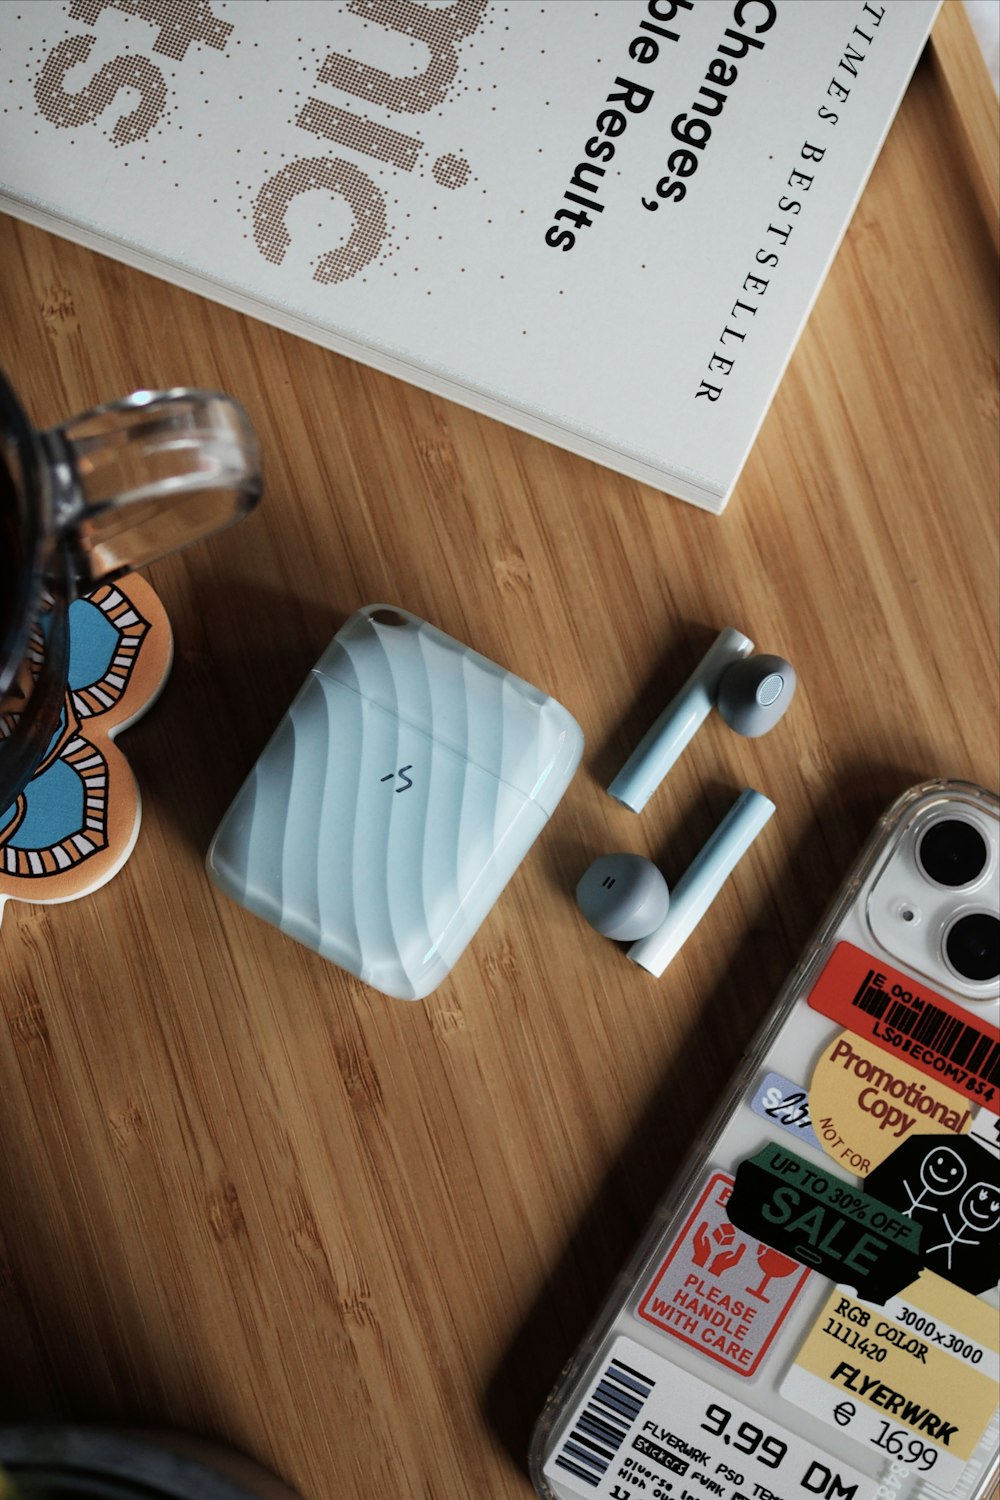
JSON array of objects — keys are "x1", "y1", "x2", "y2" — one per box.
[{"x1": 543, "y1": 1336, "x2": 875, "y2": 1500}]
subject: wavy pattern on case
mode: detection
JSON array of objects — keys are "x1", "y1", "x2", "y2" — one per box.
[{"x1": 208, "y1": 606, "x2": 583, "y2": 1000}]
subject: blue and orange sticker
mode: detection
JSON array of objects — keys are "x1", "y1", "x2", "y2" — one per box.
[{"x1": 0, "y1": 574, "x2": 172, "y2": 917}]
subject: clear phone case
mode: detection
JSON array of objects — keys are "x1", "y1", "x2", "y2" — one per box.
[{"x1": 530, "y1": 780, "x2": 1000, "y2": 1500}]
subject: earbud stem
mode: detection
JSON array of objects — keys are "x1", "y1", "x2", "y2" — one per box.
[
  {"x1": 608, "y1": 628, "x2": 754, "y2": 812},
  {"x1": 627, "y1": 788, "x2": 775, "y2": 976}
]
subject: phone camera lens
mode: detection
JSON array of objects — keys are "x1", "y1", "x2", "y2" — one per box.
[
  {"x1": 917, "y1": 818, "x2": 989, "y2": 888},
  {"x1": 944, "y1": 912, "x2": 1000, "y2": 984}
]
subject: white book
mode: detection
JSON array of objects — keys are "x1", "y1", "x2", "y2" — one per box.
[{"x1": 0, "y1": 0, "x2": 939, "y2": 511}]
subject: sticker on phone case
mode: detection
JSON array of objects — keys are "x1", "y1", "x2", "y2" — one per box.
[
  {"x1": 808, "y1": 942, "x2": 1000, "y2": 1113},
  {"x1": 865, "y1": 1131, "x2": 1000, "y2": 1294},
  {"x1": 780, "y1": 1272, "x2": 1000, "y2": 1491},
  {"x1": 808, "y1": 1030, "x2": 975, "y2": 1176},
  {"x1": 750, "y1": 1071, "x2": 823, "y2": 1151},
  {"x1": 635, "y1": 1170, "x2": 809, "y2": 1375},
  {"x1": 544, "y1": 1333, "x2": 877, "y2": 1500},
  {"x1": 727, "y1": 1144, "x2": 922, "y2": 1303}
]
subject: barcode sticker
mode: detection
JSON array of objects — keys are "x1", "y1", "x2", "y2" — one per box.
[
  {"x1": 851, "y1": 972, "x2": 999, "y2": 1082},
  {"x1": 542, "y1": 1335, "x2": 877, "y2": 1500},
  {"x1": 807, "y1": 944, "x2": 999, "y2": 1109},
  {"x1": 548, "y1": 1351, "x2": 656, "y2": 1489}
]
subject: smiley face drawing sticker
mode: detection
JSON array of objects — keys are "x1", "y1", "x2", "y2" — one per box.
[
  {"x1": 924, "y1": 1181, "x2": 1000, "y2": 1273},
  {"x1": 902, "y1": 1144, "x2": 968, "y2": 1216},
  {"x1": 865, "y1": 1133, "x2": 1000, "y2": 1294}
]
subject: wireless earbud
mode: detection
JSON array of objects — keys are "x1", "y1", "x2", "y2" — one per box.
[
  {"x1": 576, "y1": 788, "x2": 775, "y2": 976},
  {"x1": 716, "y1": 654, "x2": 797, "y2": 738},
  {"x1": 607, "y1": 629, "x2": 796, "y2": 812},
  {"x1": 576, "y1": 853, "x2": 670, "y2": 942}
]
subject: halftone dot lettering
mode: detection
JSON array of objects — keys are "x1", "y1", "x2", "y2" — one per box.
[
  {"x1": 67, "y1": 0, "x2": 233, "y2": 60},
  {"x1": 34, "y1": 35, "x2": 166, "y2": 144},
  {"x1": 319, "y1": 0, "x2": 489, "y2": 115},
  {"x1": 22, "y1": 0, "x2": 497, "y2": 285},
  {"x1": 296, "y1": 96, "x2": 422, "y2": 173},
  {"x1": 252, "y1": 155, "x2": 388, "y2": 285}
]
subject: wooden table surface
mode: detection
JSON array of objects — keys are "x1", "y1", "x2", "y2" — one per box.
[{"x1": 1, "y1": 5, "x2": 997, "y2": 1497}]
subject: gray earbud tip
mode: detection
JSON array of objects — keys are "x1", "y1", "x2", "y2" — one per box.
[
  {"x1": 717, "y1": 654, "x2": 797, "y2": 738},
  {"x1": 576, "y1": 853, "x2": 670, "y2": 942}
]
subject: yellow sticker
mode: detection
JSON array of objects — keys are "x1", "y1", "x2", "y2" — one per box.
[
  {"x1": 780, "y1": 1274, "x2": 999, "y2": 1488},
  {"x1": 809, "y1": 1030, "x2": 973, "y2": 1175},
  {"x1": 883, "y1": 1270, "x2": 1000, "y2": 1371}
]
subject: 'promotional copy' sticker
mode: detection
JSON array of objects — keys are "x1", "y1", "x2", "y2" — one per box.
[
  {"x1": 635, "y1": 1169, "x2": 809, "y2": 1375},
  {"x1": 781, "y1": 1272, "x2": 1000, "y2": 1492},
  {"x1": 809, "y1": 1029, "x2": 976, "y2": 1176}
]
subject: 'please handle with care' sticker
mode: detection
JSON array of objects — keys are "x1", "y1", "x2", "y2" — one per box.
[{"x1": 728, "y1": 1144, "x2": 922, "y2": 1304}]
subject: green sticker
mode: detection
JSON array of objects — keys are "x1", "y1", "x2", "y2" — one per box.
[{"x1": 728, "y1": 1144, "x2": 923, "y2": 1304}]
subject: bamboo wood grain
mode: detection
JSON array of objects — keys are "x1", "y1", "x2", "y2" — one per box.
[
  {"x1": 929, "y1": 0, "x2": 1000, "y2": 246},
  {"x1": 1, "y1": 6, "x2": 997, "y2": 1498}
]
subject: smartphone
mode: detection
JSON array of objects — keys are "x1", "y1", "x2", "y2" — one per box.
[{"x1": 530, "y1": 779, "x2": 1000, "y2": 1500}]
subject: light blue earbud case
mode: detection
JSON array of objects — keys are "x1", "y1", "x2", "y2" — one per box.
[{"x1": 207, "y1": 605, "x2": 583, "y2": 999}]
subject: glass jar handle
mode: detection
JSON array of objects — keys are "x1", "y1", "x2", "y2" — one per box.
[{"x1": 40, "y1": 388, "x2": 262, "y2": 583}]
